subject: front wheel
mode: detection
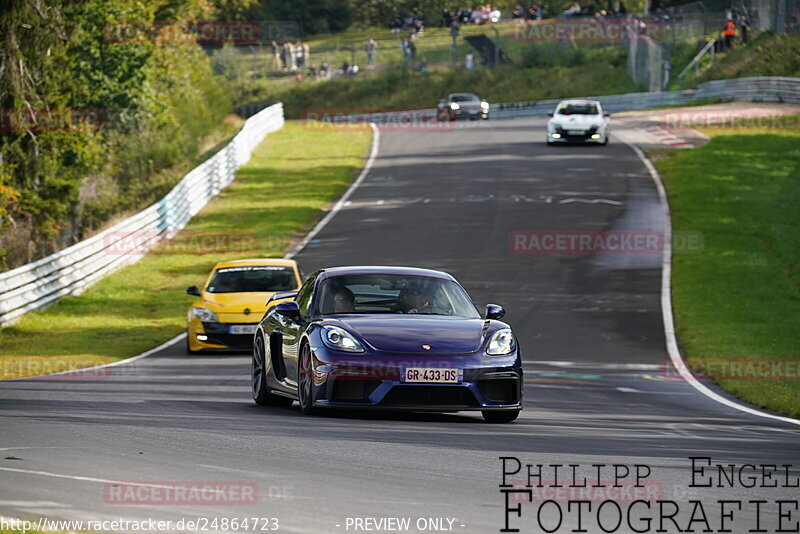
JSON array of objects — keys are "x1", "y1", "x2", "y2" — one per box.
[
  {"x1": 252, "y1": 334, "x2": 293, "y2": 407},
  {"x1": 482, "y1": 410, "x2": 520, "y2": 423},
  {"x1": 298, "y1": 343, "x2": 317, "y2": 414}
]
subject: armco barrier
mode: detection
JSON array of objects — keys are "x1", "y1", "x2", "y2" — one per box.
[
  {"x1": 490, "y1": 76, "x2": 800, "y2": 118},
  {"x1": 0, "y1": 103, "x2": 284, "y2": 326}
]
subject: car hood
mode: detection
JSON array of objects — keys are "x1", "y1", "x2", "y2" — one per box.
[
  {"x1": 330, "y1": 315, "x2": 488, "y2": 355},
  {"x1": 200, "y1": 291, "x2": 276, "y2": 314},
  {"x1": 455, "y1": 100, "x2": 482, "y2": 110},
  {"x1": 551, "y1": 115, "x2": 603, "y2": 127}
]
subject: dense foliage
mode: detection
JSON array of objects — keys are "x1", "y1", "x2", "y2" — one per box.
[{"x1": 0, "y1": 0, "x2": 231, "y2": 268}]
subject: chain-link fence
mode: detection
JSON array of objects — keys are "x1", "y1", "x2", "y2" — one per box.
[{"x1": 738, "y1": 0, "x2": 800, "y2": 33}]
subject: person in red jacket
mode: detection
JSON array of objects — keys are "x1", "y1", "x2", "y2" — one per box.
[{"x1": 722, "y1": 19, "x2": 736, "y2": 50}]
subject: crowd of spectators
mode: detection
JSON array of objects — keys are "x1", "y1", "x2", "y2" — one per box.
[
  {"x1": 389, "y1": 10, "x2": 428, "y2": 33},
  {"x1": 441, "y1": 6, "x2": 502, "y2": 25},
  {"x1": 271, "y1": 40, "x2": 311, "y2": 71},
  {"x1": 511, "y1": 4, "x2": 544, "y2": 20},
  {"x1": 556, "y1": 1, "x2": 629, "y2": 18}
]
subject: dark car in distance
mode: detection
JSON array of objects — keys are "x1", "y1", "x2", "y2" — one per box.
[{"x1": 437, "y1": 93, "x2": 490, "y2": 121}]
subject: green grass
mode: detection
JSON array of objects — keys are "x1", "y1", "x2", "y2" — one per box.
[
  {"x1": 0, "y1": 122, "x2": 371, "y2": 379},
  {"x1": 248, "y1": 47, "x2": 635, "y2": 119},
  {"x1": 655, "y1": 115, "x2": 800, "y2": 417},
  {"x1": 699, "y1": 32, "x2": 800, "y2": 82}
]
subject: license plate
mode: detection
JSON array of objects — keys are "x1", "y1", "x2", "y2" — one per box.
[
  {"x1": 567, "y1": 130, "x2": 584, "y2": 135},
  {"x1": 403, "y1": 368, "x2": 462, "y2": 383},
  {"x1": 229, "y1": 324, "x2": 257, "y2": 335}
]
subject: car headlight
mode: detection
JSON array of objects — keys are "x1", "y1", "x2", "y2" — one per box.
[
  {"x1": 480, "y1": 101, "x2": 490, "y2": 110},
  {"x1": 450, "y1": 102, "x2": 460, "y2": 110},
  {"x1": 322, "y1": 326, "x2": 365, "y2": 353},
  {"x1": 191, "y1": 307, "x2": 218, "y2": 323},
  {"x1": 487, "y1": 328, "x2": 516, "y2": 355},
  {"x1": 551, "y1": 123, "x2": 563, "y2": 131}
]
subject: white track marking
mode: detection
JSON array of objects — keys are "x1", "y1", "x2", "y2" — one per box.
[
  {"x1": 0, "y1": 466, "x2": 168, "y2": 487},
  {"x1": 0, "y1": 467, "x2": 249, "y2": 496},
  {"x1": 523, "y1": 361, "x2": 662, "y2": 370},
  {"x1": 286, "y1": 123, "x2": 380, "y2": 259},
  {"x1": 5, "y1": 333, "x2": 186, "y2": 382},
  {"x1": 627, "y1": 141, "x2": 800, "y2": 427},
  {"x1": 559, "y1": 198, "x2": 624, "y2": 205}
]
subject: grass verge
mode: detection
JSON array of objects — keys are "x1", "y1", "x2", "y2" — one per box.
[
  {"x1": 655, "y1": 114, "x2": 800, "y2": 417},
  {"x1": 699, "y1": 32, "x2": 800, "y2": 82},
  {"x1": 0, "y1": 121, "x2": 371, "y2": 379},
  {"x1": 257, "y1": 48, "x2": 636, "y2": 119}
]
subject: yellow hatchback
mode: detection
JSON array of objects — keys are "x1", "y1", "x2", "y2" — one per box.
[{"x1": 185, "y1": 259, "x2": 302, "y2": 353}]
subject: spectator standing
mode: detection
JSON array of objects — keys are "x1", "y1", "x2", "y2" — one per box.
[
  {"x1": 295, "y1": 41, "x2": 306, "y2": 70},
  {"x1": 283, "y1": 42, "x2": 294, "y2": 70},
  {"x1": 271, "y1": 41, "x2": 281, "y2": 70},
  {"x1": 721, "y1": 19, "x2": 736, "y2": 49},
  {"x1": 280, "y1": 41, "x2": 288, "y2": 69},
  {"x1": 737, "y1": 12, "x2": 751, "y2": 43},
  {"x1": 450, "y1": 20, "x2": 460, "y2": 47},
  {"x1": 442, "y1": 9, "x2": 453, "y2": 27},
  {"x1": 365, "y1": 38, "x2": 378, "y2": 66},
  {"x1": 407, "y1": 35, "x2": 417, "y2": 60}
]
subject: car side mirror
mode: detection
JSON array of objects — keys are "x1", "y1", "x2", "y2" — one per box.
[
  {"x1": 485, "y1": 304, "x2": 506, "y2": 320},
  {"x1": 603, "y1": 112, "x2": 610, "y2": 117},
  {"x1": 275, "y1": 300, "x2": 301, "y2": 318},
  {"x1": 548, "y1": 112, "x2": 553, "y2": 117},
  {"x1": 186, "y1": 285, "x2": 201, "y2": 297}
]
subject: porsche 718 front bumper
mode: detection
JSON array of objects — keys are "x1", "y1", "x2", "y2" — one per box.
[{"x1": 306, "y1": 345, "x2": 523, "y2": 412}]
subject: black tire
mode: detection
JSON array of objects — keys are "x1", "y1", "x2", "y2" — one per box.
[
  {"x1": 482, "y1": 410, "x2": 520, "y2": 423},
  {"x1": 252, "y1": 334, "x2": 293, "y2": 407},
  {"x1": 297, "y1": 343, "x2": 317, "y2": 414},
  {"x1": 186, "y1": 332, "x2": 199, "y2": 354}
]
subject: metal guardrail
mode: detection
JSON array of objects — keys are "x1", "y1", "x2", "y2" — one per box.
[
  {"x1": 490, "y1": 76, "x2": 800, "y2": 118},
  {"x1": 0, "y1": 103, "x2": 284, "y2": 326},
  {"x1": 678, "y1": 38, "x2": 717, "y2": 87}
]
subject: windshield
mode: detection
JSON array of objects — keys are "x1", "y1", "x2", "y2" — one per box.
[
  {"x1": 557, "y1": 103, "x2": 599, "y2": 115},
  {"x1": 207, "y1": 266, "x2": 296, "y2": 293},
  {"x1": 451, "y1": 94, "x2": 479, "y2": 102},
  {"x1": 316, "y1": 274, "x2": 480, "y2": 317}
]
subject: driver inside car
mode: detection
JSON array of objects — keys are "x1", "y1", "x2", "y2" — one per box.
[{"x1": 332, "y1": 287, "x2": 356, "y2": 314}]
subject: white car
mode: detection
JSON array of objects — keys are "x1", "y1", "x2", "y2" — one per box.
[{"x1": 546, "y1": 100, "x2": 610, "y2": 145}]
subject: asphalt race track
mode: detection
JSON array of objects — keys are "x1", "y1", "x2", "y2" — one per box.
[{"x1": 1, "y1": 119, "x2": 798, "y2": 534}]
